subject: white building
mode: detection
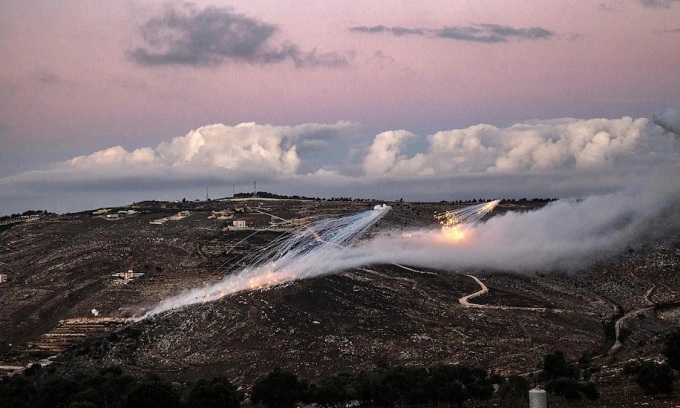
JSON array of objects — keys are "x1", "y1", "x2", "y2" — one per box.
[
  {"x1": 111, "y1": 269, "x2": 144, "y2": 284},
  {"x1": 233, "y1": 220, "x2": 246, "y2": 229},
  {"x1": 0, "y1": 274, "x2": 7, "y2": 283}
]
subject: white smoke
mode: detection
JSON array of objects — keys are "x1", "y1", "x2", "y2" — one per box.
[
  {"x1": 141, "y1": 204, "x2": 391, "y2": 318},
  {"x1": 136, "y1": 113, "x2": 680, "y2": 317}
]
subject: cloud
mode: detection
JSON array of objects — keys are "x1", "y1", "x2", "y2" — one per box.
[
  {"x1": 653, "y1": 108, "x2": 680, "y2": 136},
  {"x1": 598, "y1": 2, "x2": 623, "y2": 12},
  {"x1": 349, "y1": 25, "x2": 426, "y2": 37},
  {"x1": 349, "y1": 23, "x2": 554, "y2": 43},
  {"x1": 639, "y1": 0, "x2": 680, "y2": 7},
  {"x1": 66, "y1": 122, "x2": 356, "y2": 178},
  {"x1": 437, "y1": 24, "x2": 554, "y2": 43},
  {"x1": 128, "y1": 3, "x2": 349, "y2": 67},
  {"x1": 362, "y1": 130, "x2": 417, "y2": 175},
  {"x1": 0, "y1": 114, "x2": 677, "y2": 215},
  {"x1": 35, "y1": 72, "x2": 59, "y2": 85},
  {"x1": 363, "y1": 117, "x2": 656, "y2": 176}
]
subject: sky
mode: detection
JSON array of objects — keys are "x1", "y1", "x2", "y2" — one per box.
[{"x1": 1, "y1": 0, "x2": 680, "y2": 215}]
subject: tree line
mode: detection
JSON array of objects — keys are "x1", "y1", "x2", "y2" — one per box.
[{"x1": 5, "y1": 331, "x2": 680, "y2": 408}]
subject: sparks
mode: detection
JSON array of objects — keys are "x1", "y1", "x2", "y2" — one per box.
[
  {"x1": 140, "y1": 204, "x2": 391, "y2": 318},
  {"x1": 434, "y1": 200, "x2": 500, "y2": 242}
]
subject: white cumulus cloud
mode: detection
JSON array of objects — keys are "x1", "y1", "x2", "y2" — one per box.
[
  {"x1": 0, "y1": 114, "x2": 677, "y2": 215},
  {"x1": 362, "y1": 130, "x2": 417, "y2": 175},
  {"x1": 363, "y1": 117, "x2": 652, "y2": 176},
  {"x1": 67, "y1": 122, "x2": 355, "y2": 177},
  {"x1": 654, "y1": 108, "x2": 680, "y2": 136}
]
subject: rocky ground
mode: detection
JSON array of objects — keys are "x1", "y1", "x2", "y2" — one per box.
[{"x1": 1, "y1": 198, "x2": 679, "y2": 405}]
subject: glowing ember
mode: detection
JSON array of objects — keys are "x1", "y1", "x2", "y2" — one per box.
[
  {"x1": 435, "y1": 200, "x2": 500, "y2": 241},
  {"x1": 441, "y1": 225, "x2": 467, "y2": 242}
]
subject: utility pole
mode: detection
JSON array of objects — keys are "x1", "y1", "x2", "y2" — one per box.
[{"x1": 206, "y1": 186, "x2": 209, "y2": 201}]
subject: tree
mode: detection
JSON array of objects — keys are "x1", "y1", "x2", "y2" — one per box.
[
  {"x1": 76, "y1": 366, "x2": 136, "y2": 408},
  {"x1": 312, "y1": 373, "x2": 356, "y2": 408},
  {"x1": 439, "y1": 380, "x2": 467, "y2": 408},
  {"x1": 497, "y1": 376, "x2": 530, "y2": 403},
  {"x1": 466, "y1": 378, "x2": 493, "y2": 401},
  {"x1": 188, "y1": 377, "x2": 240, "y2": 408},
  {"x1": 542, "y1": 351, "x2": 577, "y2": 380},
  {"x1": 0, "y1": 375, "x2": 33, "y2": 408},
  {"x1": 379, "y1": 366, "x2": 426, "y2": 407},
  {"x1": 423, "y1": 365, "x2": 467, "y2": 408},
  {"x1": 546, "y1": 378, "x2": 583, "y2": 401},
  {"x1": 124, "y1": 377, "x2": 181, "y2": 408},
  {"x1": 33, "y1": 375, "x2": 79, "y2": 408},
  {"x1": 251, "y1": 368, "x2": 304, "y2": 408},
  {"x1": 663, "y1": 329, "x2": 680, "y2": 370},
  {"x1": 635, "y1": 362, "x2": 674, "y2": 396},
  {"x1": 579, "y1": 382, "x2": 599, "y2": 400},
  {"x1": 67, "y1": 403, "x2": 97, "y2": 408}
]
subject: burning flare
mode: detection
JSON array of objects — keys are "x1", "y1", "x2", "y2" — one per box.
[
  {"x1": 435, "y1": 200, "x2": 500, "y2": 242},
  {"x1": 139, "y1": 204, "x2": 391, "y2": 318}
]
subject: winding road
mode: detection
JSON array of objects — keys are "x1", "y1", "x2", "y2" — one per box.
[
  {"x1": 608, "y1": 267, "x2": 657, "y2": 355},
  {"x1": 458, "y1": 273, "x2": 566, "y2": 313}
]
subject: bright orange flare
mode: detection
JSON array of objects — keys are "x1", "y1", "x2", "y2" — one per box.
[
  {"x1": 440, "y1": 225, "x2": 469, "y2": 242},
  {"x1": 442, "y1": 225, "x2": 467, "y2": 242}
]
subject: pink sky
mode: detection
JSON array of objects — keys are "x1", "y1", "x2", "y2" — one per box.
[{"x1": 1, "y1": 1, "x2": 680, "y2": 213}]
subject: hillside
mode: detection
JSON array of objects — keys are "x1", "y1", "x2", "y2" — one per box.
[{"x1": 1, "y1": 198, "x2": 679, "y2": 405}]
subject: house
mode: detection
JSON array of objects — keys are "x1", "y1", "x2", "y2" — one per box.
[
  {"x1": 111, "y1": 269, "x2": 144, "y2": 284},
  {"x1": 232, "y1": 220, "x2": 246, "y2": 229}
]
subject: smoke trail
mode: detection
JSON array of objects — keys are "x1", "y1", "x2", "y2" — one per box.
[
  {"x1": 140, "y1": 204, "x2": 391, "y2": 318},
  {"x1": 435, "y1": 200, "x2": 500, "y2": 240},
  {"x1": 140, "y1": 117, "x2": 679, "y2": 317},
  {"x1": 336, "y1": 162, "x2": 680, "y2": 273}
]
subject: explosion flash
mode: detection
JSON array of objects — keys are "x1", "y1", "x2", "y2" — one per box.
[
  {"x1": 140, "y1": 204, "x2": 391, "y2": 318},
  {"x1": 435, "y1": 200, "x2": 500, "y2": 242}
]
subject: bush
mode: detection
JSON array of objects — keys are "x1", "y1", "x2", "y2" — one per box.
[
  {"x1": 546, "y1": 378, "x2": 599, "y2": 401},
  {"x1": 663, "y1": 330, "x2": 680, "y2": 370},
  {"x1": 251, "y1": 368, "x2": 305, "y2": 408},
  {"x1": 635, "y1": 362, "x2": 674, "y2": 396},
  {"x1": 542, "y1": 351, "x2": 578, "y2": 380},
  {"x1": 546, "y1": 378, "x2": 583, "y2": 401},
  {"x1": 188, "y1": 377, "x2": 240, "y2": 408},
  {"x1": 67, "y1": 402, "x2": 97, "y2": 408},
  {"x1": 580, "y1": 382, "x2": 599, "y2": 400},
  {"x1": 124, "y1": 376, "x2": 181, "y2": 408},
  {"x1": 312, "y1": 373, "x2": 356, "y2": 408},
  {"x1": 497, "y1": 376, "x2": 529, "y2": 402}
]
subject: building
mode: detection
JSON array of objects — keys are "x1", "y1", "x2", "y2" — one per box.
[
  {"x1": 226, "y1": 220, "x2": 247, "y2": 230},
  {"x1": 0, "y1": 274, "x2": 7, "y2": 283},
  {"x1": 111, "y1": 269, "x2": 144, "y2": 284}
]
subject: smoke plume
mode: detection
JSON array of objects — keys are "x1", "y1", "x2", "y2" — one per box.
[{"x1": 137, "y1": 112, "x2": 679, "y2": 316}]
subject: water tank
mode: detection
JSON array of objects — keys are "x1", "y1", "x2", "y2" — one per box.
[{"x1": 529, "y1": 388, "x2": 547, "y2": 408}]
